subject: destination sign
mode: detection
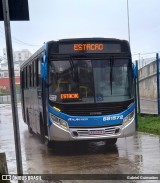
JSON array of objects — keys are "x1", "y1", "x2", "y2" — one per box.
[
  {"x1": 59, "y1": 43, "x2": 121, "y2": 54},
  {"x1": 60, "y1": 93, "x2": 79, "y2": 99},
  {"x1": 74, "y1": 44, "x2": 103, "y2": 51}
]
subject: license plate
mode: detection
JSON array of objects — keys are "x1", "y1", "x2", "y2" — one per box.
[{"x1": 88, "y1": 130, "x2": 105, "y2": 135}]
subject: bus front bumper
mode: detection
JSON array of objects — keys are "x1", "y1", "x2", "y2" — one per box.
[{"x1": 49, "y1": 118, "x2": 135, "y2": 141}]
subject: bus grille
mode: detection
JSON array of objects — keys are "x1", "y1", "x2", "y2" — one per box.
[
  {"x1": 55, "y1": 99, "x2": 134, "y2": 116},
  {"x1": 70, "y1": 126, "x2": 121, "y2": 137},
  {"x1": 76, "y1": 127, "x2": 116, "y2": 136},
  {"x1": 64, "y1": 105, "x2": 124, "y2": 116}
]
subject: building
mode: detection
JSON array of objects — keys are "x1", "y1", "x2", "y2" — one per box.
[
  {"x1": 2, "y1": 48, "x2": 32, "y2": 64},
  {"x1": 0, "y1": 48, "x2": 32, "y2": 77},
  {"x1": 14, "y1": 49, "x2": 32, "y2": 62},
  {"x1": 0, "y1": 48, "x2": 32, "y2": 91},
  {"x1": 0, "y1": 77, "x2": 20, "y2": 91},
  {"x1": 0, "y1": 62, "x2": 20, "y2": 77}
]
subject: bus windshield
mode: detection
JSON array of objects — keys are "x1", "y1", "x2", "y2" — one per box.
[{"x1": 49, "y1": 59, "x2": 133, "y2": 103}]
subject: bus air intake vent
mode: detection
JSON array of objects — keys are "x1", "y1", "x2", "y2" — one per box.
[{"x1": 55, "y1": 99, "x2": 133, "y2": 116}]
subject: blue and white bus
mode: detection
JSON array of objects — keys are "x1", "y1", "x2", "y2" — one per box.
[{"x1": 20, "y1": 38, "x2": 135, "y2": 146}]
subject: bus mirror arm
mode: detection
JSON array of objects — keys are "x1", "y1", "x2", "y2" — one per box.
[
  {"x1": 132, "y1": 63, "x2": 137, "y2": 78},
  {"x1": 46, "y1": 82, "x2": 51, "y2": 88},
  {"x1": 41, "y1": 63, "x2": 48, "y2": 79}
]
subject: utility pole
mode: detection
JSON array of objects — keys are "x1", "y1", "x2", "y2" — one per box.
[
  {"x1": 2, "y1": 0, "x2": 23, "y2": 182},
  {"x1": 138, "y1": 53, "x2": 141, "y2": 68},
  {"x1": 127, "y1": 0, "x2": 131, "y2": 45},
  {"x1": 1, "y1": 0, "x2": 29, "y2": 181},
  {"x1": 156, "y1": 53, "x2": 160, "y2": 115}
]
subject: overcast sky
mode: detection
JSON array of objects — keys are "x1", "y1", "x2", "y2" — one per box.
[{"x1": 0, "y1": 0, "x2": 160, "y2": 61}]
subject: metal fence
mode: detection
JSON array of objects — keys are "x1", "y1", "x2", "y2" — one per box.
[
  {"x1": 135, "y1": 53, "x2": 160, "y2": 115},
  {"x1": 0, "y1": 93, "x2": 21, "y2": 104}
]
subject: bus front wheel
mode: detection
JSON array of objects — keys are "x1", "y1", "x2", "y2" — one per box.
[{"x1": 45, "y1": 139, "x2": 55, "y2": 148}]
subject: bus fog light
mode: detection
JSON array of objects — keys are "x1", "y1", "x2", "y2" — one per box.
[
  {"x1": 115, "y1": 128, "x2": 120, "y2": 134},
  {"x1": 72, "y1": 131, "x2": 79, "y2": 137}
]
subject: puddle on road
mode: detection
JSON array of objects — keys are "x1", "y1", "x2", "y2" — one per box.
[
  {"x1": 16, "y1": 130, "x2": 160, "y2": 175},
  {"x1": 0, "y1": 104, "x2": 160, "y2": 181}
]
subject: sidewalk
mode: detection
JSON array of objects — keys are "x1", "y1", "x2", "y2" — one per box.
[
  {"x1": 0, "y1": 103, "x2": 21, "y2": 108},
  {"x1": 0, "y1": 103, "x2": 11, "y2": 108}
]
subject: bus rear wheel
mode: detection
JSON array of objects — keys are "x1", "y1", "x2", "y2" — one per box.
[{"x1": 106, "y1": 138, "x2": 117, "y2": 145}]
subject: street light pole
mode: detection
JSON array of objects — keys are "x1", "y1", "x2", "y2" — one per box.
[
  {"x1": 127, "y1": 0, "x2": 131, "y2": 45},
  {"x1": 2, "y1": 0, "x2": 23, "y2": 181},
  {"x1": 138, "y1": 53, "x2": 141, "y2": 68}
]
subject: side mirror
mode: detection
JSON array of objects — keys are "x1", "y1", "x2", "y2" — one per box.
[
  {"x1": 41, "y1": 54, "x2": 48, "y2": 79},
  {"x1": 41, "y1": 62, "x2": 48, "y2": 79},
  {"x1": 132, "y1": 63, "x2": 137, "y2": 78}
]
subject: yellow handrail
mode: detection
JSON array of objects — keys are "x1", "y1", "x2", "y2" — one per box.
[
  {"x1": 57, "y1": 81, "x2": 71, "y2": 91},
  {"x1": 80, "y1": 86, "x2": 88, "y2": 97}
]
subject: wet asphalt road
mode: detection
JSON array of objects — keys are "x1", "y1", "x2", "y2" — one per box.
[{"x1": 0, "y1": 104, "x2": 160, "y2": 183}]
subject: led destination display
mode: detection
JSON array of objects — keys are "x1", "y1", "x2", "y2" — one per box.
[{"x1": 59, "y1": 43, "x2": 121, "y2": 53}]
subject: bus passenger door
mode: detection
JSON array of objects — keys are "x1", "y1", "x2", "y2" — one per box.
[
  {"x1": 35, "y1": 58, "x2": 44, "y2": 135},
  {"x1": 37, "y1": 57, "x2": 48, "y2": 137}
]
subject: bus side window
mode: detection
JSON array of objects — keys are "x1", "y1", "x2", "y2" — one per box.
[
  {"x1": 27, "y1": 66, "x2": 29, "y2": 89},
  {"x1": 30, "y1": 64, "x2": 32, "y2": 88},
  {"x1": 37, "y1": 58, "x2": 42, "y2": 86},
  {"x1": 29, "y1": 65, "x2": 32, "y2": 88},
  {"x1": 31, "y1": 62, "x2": 34, "y2": 87},
  {"x1": 34, "y1": 60, "x2": 37, "y2": 87},
  {"x1": 24, "y1": 68, "x2": 26, "y2": 89},
  {"x1": 20, "y1": 70, "x2": 24, "y2": 89},
  {"x1": 23, "y1": 68, "x2": 25, "y2": 88}
]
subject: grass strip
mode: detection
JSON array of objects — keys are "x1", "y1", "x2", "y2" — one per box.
[{"x1": 137, "y1": 114, "x2": 160, "y2": 136}]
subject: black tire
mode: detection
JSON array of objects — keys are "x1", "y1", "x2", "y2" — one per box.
[
  {"x1": 39, "y1": 113, "x2": 45, "y2": 143},
  {"x1": 27, "y1": 111, "x2": 34, "y2": 134},
  {"x1": 45, "y1": 139, "x2": 55, "y2": 148},
  {"x1": 106, "y1": 138, "x2": 117, "y2": 145}
]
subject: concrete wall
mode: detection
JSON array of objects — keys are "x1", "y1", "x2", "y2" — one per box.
[
  {"x1": 139, "y1": 60, "x2": 157, "y2": 100},
  {"x1": 138, "y1": 60, "x2": 158, "y2": 114}
]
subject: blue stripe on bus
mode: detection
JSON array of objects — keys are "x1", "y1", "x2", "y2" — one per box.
[
  {"x1": 48, "y1": 103, "x2": 135, "y2": 127},
  {"x1": 45, "y1": 43, "x2": 49, "y2": 63}
]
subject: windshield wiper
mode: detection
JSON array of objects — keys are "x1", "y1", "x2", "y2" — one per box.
[
  {"x1": 69, "y1": 57, "x2": 78, "y2": 81},
  {"x1": 110, "y1": 59, "x2": 113, "y2": 95}
]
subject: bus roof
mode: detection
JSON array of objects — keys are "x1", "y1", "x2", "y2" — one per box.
[
  {"x1": 58, "y1": 37, "x2": 127, "y2": 43},
  {"x1": 20, "y1": 38, "x2": 130, "y2": 69}
]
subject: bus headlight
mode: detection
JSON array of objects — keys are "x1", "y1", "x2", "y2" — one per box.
[
  {"x1": 50, "y1": 113, "x2": 59, "y2": 123},
  {"x1": 59, "y1": 119, "x2": 68, "y2": 130},
  {"x1": 50, "y1": 113, "x2": 69, "y2": 130},
  {"x1": 123, "y1": 110, "x2": 135, "y2": 127}
]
